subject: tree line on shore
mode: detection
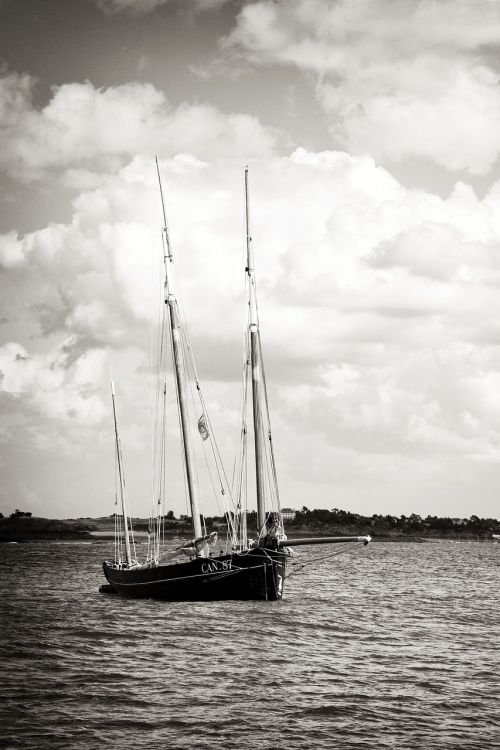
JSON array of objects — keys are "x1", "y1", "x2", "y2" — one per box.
[
  {"x1": 135, "y1": 507, "x2": 500, "y2": 539},
  {"x1": 284, "y1": 507, "x2": 500, "y2": 537},
  {"x1": 2, "y1": 507, "x2": 499, "y2": 540}
]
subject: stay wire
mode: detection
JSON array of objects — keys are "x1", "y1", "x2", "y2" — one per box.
[
  {"x1": 171, "y1": 265, "x2": 237, "y2": 536},
  {"x1": 171, "y1": 260, "x2": 236, "y2": 508},
  {"x1": 287, "y1": 540, "x2": 368, "y2": 577}
]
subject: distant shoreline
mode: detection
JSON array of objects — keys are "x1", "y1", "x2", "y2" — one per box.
[{"x1": 0, "y1": 515, "x2": 498, "y2": 544}]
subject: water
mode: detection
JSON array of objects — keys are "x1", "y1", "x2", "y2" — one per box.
[{"x1": 1, "y1": 540, "x2": 499, "y2": 749}]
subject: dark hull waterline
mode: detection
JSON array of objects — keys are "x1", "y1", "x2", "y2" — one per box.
[{"x1": 103, "y1": 546, "x2": 288, "y2": 601}]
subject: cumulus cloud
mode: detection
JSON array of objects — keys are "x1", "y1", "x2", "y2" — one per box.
[
  {"x1": 3, "y1": 0, "x2": 500, "y2": 518},
  {"x1": 3, "y1": 146, "x2": 500, "y2": 516},
  {"x1": 0, "y1": 73, "x2": 282, "y2": 181},
  {"x1": 0, "y1": 340, "x2": 107, "y2": 425},
  {"x1": 0, "y1": 217, "x2": 160, "y2": 349},
  {"x1": 0, "y1": 231, "x2": 25, "y2": 267},
  {"x1": 4, "y1": 147, "x2": 500, "y2": 390},
  {"x1": 367, "y1": 222, "x2": 499, "y2": 281},
  {"x1": 279, "y1": 345, "x2": 500, "y2": 459},
  {"x1": 225, "y1": 0, "x2": 500, "y2": 174}
]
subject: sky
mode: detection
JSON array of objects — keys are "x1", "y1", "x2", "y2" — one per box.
[{"x1": 1, "y1": 0, "x2": 500, "y2": 521}]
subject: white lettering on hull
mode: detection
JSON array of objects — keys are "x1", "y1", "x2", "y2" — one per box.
[{"x1": 201, "y1": 559, "x2": 232, "y2": 574}]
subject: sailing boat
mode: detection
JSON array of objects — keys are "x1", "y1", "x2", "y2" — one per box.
[{"x1": 102, "y1": 163, "x2": 370, "y2": 601}]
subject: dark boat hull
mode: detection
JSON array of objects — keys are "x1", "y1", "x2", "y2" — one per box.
[{"x1": 103, "y1": 546, "x2": 288, "y2": 601}]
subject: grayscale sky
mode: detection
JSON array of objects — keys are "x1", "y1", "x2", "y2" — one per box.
[{"x1": 1, "y1": 0, "x2": 500, "y2": 521}]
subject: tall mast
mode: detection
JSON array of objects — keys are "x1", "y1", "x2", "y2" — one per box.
[
  {"x1": 245, "y1": 166, "x2": 266, "y2": 536},
  {"x1": 111, "y1": 381, "x2": 132, "y2": 566},
  {"x1": 156, "y1": 157, "x2": 203, "y2": 544}
]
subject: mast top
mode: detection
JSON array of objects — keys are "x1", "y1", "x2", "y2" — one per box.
[
  {"x1": 244, "y1": 166, "x2": 258, "y2": 330},
  {"x1": 244, "y1": 166, "x2": 252, "y2": 257},
  {"x1": 156, "y1": 156, "x2": 175, "y2": 302},
  {"x1": 156, "y1": 155, "x2": 173, "y2": 262}
]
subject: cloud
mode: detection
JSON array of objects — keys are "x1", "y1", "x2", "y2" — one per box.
[
  {"x1": 0, "y1": 231, "x2": 25, "y2": 267},
  {"x1": 0, "y1": 340, "x2": 107, "y2": 425},
  {"x1": 0, "y1": 217, "x2": 159, "y2": 348},
  {"x1": 93, "y1": 0, "x2": 169, "y2": 13},
  {"x1": 225, "y1": 0, "x2": 500, "y2": 174},
  {"x1": 367, "y1": 221, "x2": 498, "y2": 281},
  {"x1": 279, "y1": 344, "x2": 500, "y2": 460},
  {"x1": 92, "y1": 0, "x2": 229, "y2": 15},
  {"x1": 321, "y1": 59, "x2": 500, "y2": 175},
  {"x1": 2, "y1": 146, "x2": 500, "y2": 517},
  {"x1": 0, "y1": 73, "x2": 283, "y2": 181},
  {"x1": 4, "y1": 147, "x2": 500, "y2": 386}
]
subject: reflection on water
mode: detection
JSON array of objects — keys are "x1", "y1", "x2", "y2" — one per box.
[{"x1": 0, "y1": 541, "x2": 499, "y2": 749}]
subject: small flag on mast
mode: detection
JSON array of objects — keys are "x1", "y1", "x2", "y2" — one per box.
[{"x1": 198, "y1": 413, "x2": 209, "y2": 441}]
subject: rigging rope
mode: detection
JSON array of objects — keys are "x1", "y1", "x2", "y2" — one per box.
[
  {"x1": 149, "y1": 246, "x2": 169, "y2": 561},
  {"x1": 170, "y1": 260, "x2": 238, "y2": 537},
  {"x1": 285, "y1": 540, "x2": 368, "y2": 577}
]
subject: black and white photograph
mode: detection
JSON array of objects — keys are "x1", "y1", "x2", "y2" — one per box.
[{"x1": 1, "y1": 1, "x2": 499, "y2": 748}]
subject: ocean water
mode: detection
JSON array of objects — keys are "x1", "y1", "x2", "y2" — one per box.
[{"x1": 0, "y1": 540, "x2": 499, "y2": 750}]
